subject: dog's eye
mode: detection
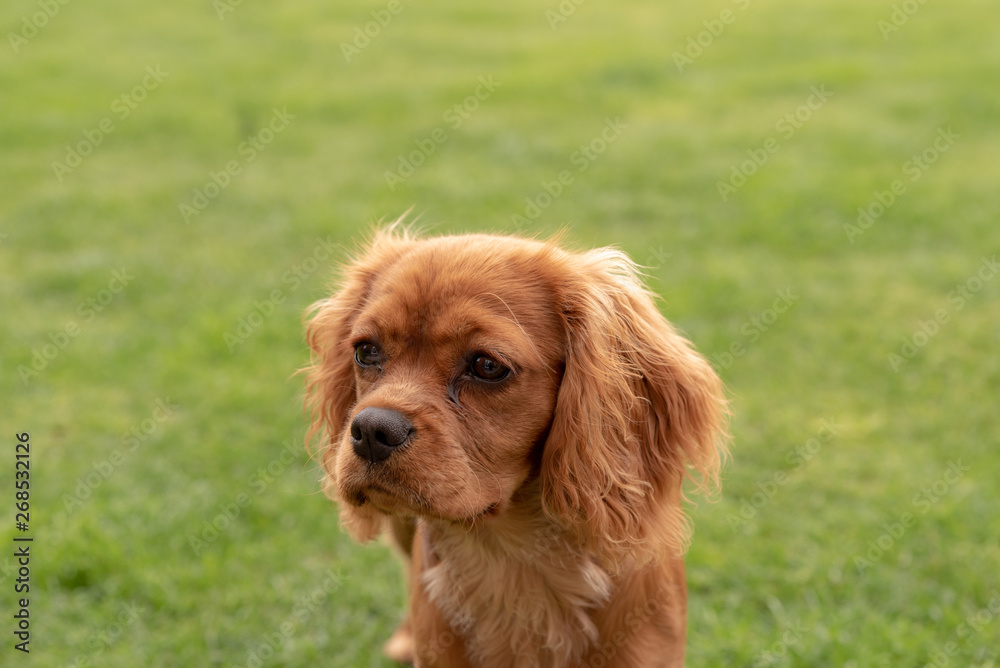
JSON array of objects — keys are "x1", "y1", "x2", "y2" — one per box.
[
  {"x1": 470, "y1": 354, "x2": 509, "y2": 382},
  {"x1": 354, "y1": 342, "x2": 382, "y2": 367}
]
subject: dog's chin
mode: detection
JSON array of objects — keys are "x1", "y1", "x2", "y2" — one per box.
[{"x1": 339, "y1": 478, "x2": 504, "y2": 526}]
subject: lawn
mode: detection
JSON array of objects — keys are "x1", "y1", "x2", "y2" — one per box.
[{"x1": 1, "y1": 0, "x2": 998, "y2": 665}]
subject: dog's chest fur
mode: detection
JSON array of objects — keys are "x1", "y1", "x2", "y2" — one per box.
[{"x1": 419, "y1": 516, "x2": 613, "y2": 667}]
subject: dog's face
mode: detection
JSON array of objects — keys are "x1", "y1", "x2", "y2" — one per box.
[
  {"x1": 333, "y1": 235, "x2": 565, "y2": 523},
  {"x1": 307, "y1": 229, "x2": 726, "y2": 555}
]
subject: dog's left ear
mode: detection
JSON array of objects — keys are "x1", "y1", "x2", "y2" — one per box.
[{"x1": 541, "y1": 249, "x2": 729, "y2": 561}]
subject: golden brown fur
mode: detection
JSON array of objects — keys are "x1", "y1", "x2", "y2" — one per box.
[{"x1": 305, "y1": 226, "x2": 728, "y2": 667}]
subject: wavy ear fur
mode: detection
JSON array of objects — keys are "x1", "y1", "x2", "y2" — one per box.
[
  {"x1": 304, "y1": 225, "x2": 415, "y2": 541},
  {"x1": 541, "y1": 249, "x2": 728, "y2": 563}
]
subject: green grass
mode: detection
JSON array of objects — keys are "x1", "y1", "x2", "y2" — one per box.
[{"x1": 2, "y1": 0, "x2": 998, "y2": 665}]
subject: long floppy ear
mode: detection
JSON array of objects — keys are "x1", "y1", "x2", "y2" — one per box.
[
  {"x1": 304, "y1": 225, "x2": 415, "y2": 541},
  {"x1": 541, "y1": 249, "x2": 729, "y2": 563}
]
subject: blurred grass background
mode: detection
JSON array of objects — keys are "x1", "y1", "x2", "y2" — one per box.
[{"x1": 1, "y1": 0, "x2": 999, "y2": 665}]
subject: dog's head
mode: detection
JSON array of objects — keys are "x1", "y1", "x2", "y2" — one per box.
[{"x1": 306, "y1": 228, "x2": 727, "y2": 560}]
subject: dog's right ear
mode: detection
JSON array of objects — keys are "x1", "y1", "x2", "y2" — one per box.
[
  {"x1": 303, "y1": 225, "x2": 414, "y2": 540},
  {"x1": 304, "y1": 275, "x2": 364, "y2": 472}
]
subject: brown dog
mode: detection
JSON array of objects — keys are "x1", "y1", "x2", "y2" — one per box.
[{"x1": 305, "y1": 226, "x2": 728, "y2": 666}]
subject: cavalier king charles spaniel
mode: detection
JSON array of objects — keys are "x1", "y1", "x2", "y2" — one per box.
[{"x1": 305, "y1": 225, "x2": 728, "y2": 667}]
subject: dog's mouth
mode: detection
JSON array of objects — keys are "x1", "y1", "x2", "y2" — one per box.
[
  {"x1": 347, "y1": 482, "x2": 417, "y2": 513},
  {"x1": 344, "y1": 478, "x2": 503, "y2": 525},
  {"x1": 337, "y1": 434, "x2": 510, "y2": 523}
]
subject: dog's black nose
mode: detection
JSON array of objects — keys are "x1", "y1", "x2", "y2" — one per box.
[{"x1": 349, "y1": 407, "x2": 413, "y2": 463}]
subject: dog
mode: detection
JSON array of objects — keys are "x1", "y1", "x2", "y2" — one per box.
[{"x1": 305, "y1": 225, "x2": 728, "y2": 667}]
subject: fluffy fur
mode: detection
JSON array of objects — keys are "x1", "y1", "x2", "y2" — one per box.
[{"x1": 305, "y1": 226, "x2": 728, "y2": 667}]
